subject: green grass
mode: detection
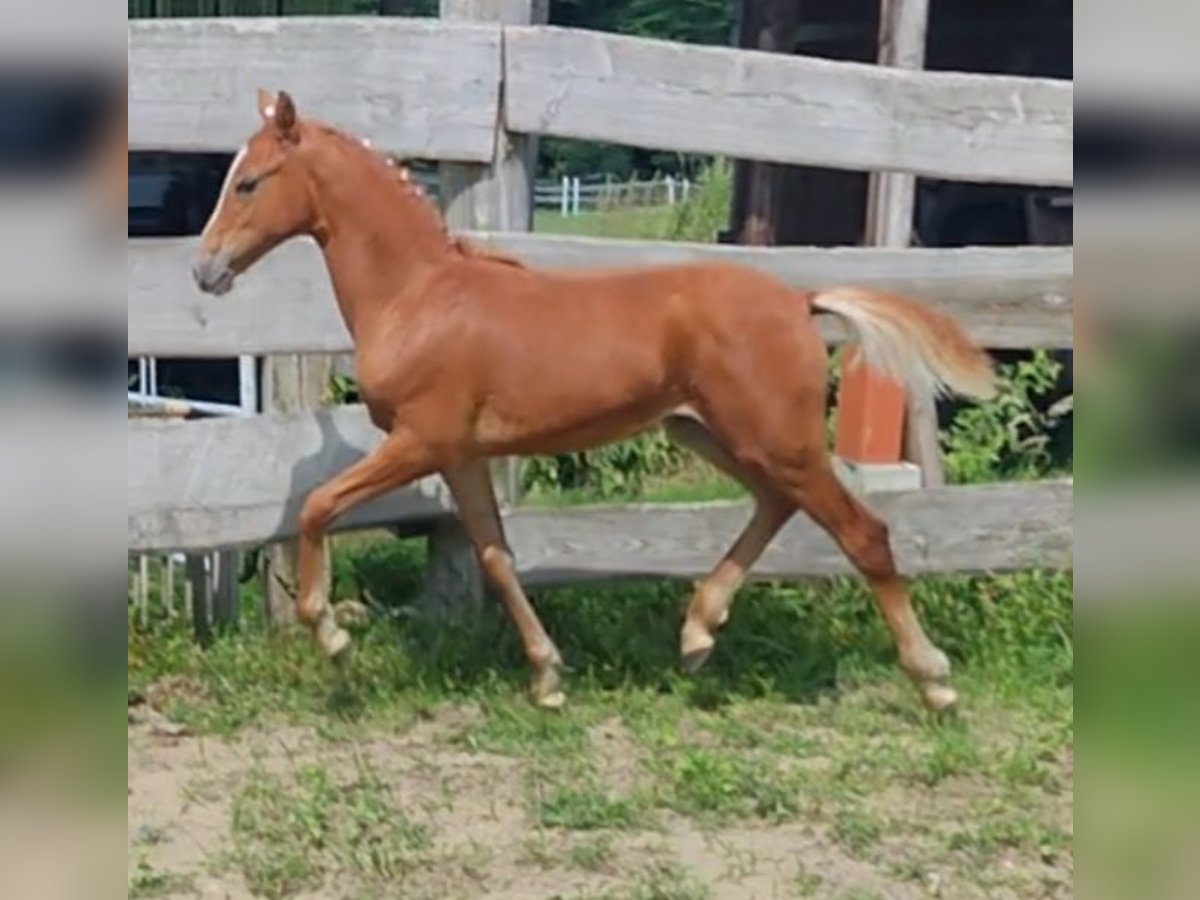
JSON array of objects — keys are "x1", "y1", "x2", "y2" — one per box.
[
  {"x1": 129, "y1": 562, "x2": 1071, "y2": 898},
  {"x1": 535, "y1": 783, "x2": 649, "y2": 830},
  {"x1": 223, "y1": 759, "x2": 433, "y2": 899},
  {"x1": 522, "y1": 467, "x2": 746, "y2": 508},
  {"x1": 130, "y1": 558, "x2": 1072, "y2": 732},
  {"x1": 573, "y1": 862, "x2": 715, "y2": 900},
  {"x1": 660, "y1": 746, "x2": 805, "y2": 822},
  {"x1": 569, "y1": 833, "x2": 617, "y2": 872},
  {"x1": 535, "y1": 206, "x2": 678, "y2": 240},
  {"x1": 128, "y1": 858, "x2": 197, "y2": 899}
]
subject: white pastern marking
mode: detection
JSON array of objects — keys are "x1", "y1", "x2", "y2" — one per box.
[{"x1": 201, "y1": 144, "x2": 249, "y2": 240}]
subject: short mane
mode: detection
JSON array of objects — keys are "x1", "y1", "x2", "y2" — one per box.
[{"x1": 313, "y1": 123, "x2": 527, "y2": 271}]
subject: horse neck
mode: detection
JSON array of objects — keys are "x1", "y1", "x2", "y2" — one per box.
[{"x1": 304, "y1": 143, "x2": 451, "y2": 337}]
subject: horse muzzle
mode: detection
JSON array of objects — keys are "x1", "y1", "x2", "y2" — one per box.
[{"x1": 192, "y1": 249, "x2": 237, "y2": 296}]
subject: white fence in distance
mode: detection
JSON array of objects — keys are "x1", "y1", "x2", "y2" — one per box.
[{"x1": 535, "y1": 175, "x2": 694, "y2": 216}]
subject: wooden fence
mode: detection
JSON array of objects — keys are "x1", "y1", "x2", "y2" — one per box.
[{"x1": 126, "y1": 12, "x2": 1074, "y2": 613}]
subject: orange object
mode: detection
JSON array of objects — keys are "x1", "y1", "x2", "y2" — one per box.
[
  {"x1": 834, "y1": 346, "x2": 907, "y2": 463},
  {"x1": 190, "y1": 89, "x2": 997, "y2": 711}
]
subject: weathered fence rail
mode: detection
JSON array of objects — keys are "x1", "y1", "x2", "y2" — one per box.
[
  {"x1": 128, "y1": 236, "x2": 1072, "y2": 356},
  {"x1": 127, "y1": 402, "x2": 1070, "y2": 578},
  {"x1": 128, "y1": 17, "x2": 502, "y2": 160},
  {"x1": 503, "y1": 26, "x2": 1073, "y2": 186},
  {"x1": 507, "y1": 479, "x2": 1073, "y2": 585},
  {"x1": 128, "y1": 406, "x2": 451, "y2": 553},
  {"x1": 126, "y1": 15, "x2": 1074, "y2": 590},
  {"x1": 128, "y1": 17, "x2": 1072, "y2": 184}
]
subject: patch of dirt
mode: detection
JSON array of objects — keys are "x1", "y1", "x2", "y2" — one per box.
[
  {"x1": 129, "y1": 701, "x2": 1072, "y2": 900},
  {"x1": 588, "y1": 717, "x2": 648, "y2": 794}
]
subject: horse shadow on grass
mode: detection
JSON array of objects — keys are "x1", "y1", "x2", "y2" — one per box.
[{"x1": 329, "y1": 572, "x2": 879, "y2": 716}]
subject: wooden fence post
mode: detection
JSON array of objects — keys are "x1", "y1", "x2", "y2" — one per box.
[
  {"x1": 261, "y1": 354, "x2": 333, "y2": 627},
  {"x1": 868, "y1": 0, "x2": 944, "y2": 488},
  {"x1": 428, "y1": 0, "x2": 547, "y2": 615},
  {"x1": 186, "y1": 553, "x2": 212, "y2": 644},
  {"x1": 212, "y1": 549, "x2": 239, "y2": 629},
  {"x1": 834, "y1": 0, "x2": 932, "y2": 492}
]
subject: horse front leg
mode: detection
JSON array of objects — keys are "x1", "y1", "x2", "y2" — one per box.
[{"x1": 296, "y1": 429, "x2": 434, "y2": 663}]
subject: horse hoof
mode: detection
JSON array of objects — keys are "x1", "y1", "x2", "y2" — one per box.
[
  {"x1": 323, "y1": 627, "x2": 352, "y2": 665},
  {"x1": 682, "y1": 646, "x2": 713, "y2": 674},
  {"x1": 531, "y1": 657, "x2": 565, "y2": 710},
  {"x1": 920, "y1": 682, "x2": 958, "y2": 712},
  {"x1": 680, "y1": 623, "x2": 715, "y2": 673}
]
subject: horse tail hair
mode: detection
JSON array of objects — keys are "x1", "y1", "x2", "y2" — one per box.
[{"x1": 810, "y1": 287, "x2": 997, "y2": 401}]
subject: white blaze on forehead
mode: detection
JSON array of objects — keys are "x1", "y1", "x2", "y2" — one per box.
[
  {"x1": 264, "y1": 104, "x2": 276, "y2": 119},
  {"x1": 201, "y1": 144, "x2": 249, "y2": 240}
]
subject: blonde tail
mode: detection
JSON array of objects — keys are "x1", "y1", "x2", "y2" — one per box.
[{"x1": 811, "y1": 287, "x2": 997, "y2": 401}]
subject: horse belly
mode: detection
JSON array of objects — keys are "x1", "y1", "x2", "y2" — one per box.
[{"x1": 474, "y1": 352, "x2": 680, "y2": 456}]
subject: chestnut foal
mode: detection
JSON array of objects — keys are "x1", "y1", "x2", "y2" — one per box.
[{"x1": 194, "y1": 91, "x2": 996, "y2": 711}]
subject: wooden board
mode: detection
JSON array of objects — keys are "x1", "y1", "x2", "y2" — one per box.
[
  {"x1": 128, "y1": 405, "x2": 453, "y2": 552},
  {"x1": 129, "y1": 409, "x2": 1071, "y2": 579},
  {"x1": 128, "y1": 236, "x2": 1073, "y2": 356},
  {"x1": 504, "y1": 26, "x2": 1073, "y2": 186},
  {"x1": 505, "y1": 479, "x2": 1073, "y2": 585},
  {"x1": 128, "y1": 17, "x2": 502, "y2": 161}
]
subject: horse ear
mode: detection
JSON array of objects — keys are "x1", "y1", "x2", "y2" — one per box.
[
  {"x1": 256, "y1": 88, "x2": 275, "y2": 121},
  {"x1": 272, "y1": 91, "x2": 299, "y2": 140}
]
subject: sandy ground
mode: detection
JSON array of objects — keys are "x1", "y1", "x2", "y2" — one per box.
[{"x1": 128, "y1": 697, "x2": 1071, "y2": 900}]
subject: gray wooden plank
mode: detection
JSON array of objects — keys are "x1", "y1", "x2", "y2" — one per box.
[
  {"x1": 128, "y1": 405, "x2": 454, "y2": 553},
  {"x1": 128, "y1": 17, "x2": 502, "y2": 161},
  {"x1": 504, "y1": 479, "x2": 1073, "y2": 585},
  {"x1": 127, "y1": 236, "x2": 1073, "y2": 357},
  {"x1": 129, "y1": 411, "x2": 1071, "y2": 577},
  {"x1": 504, "y1": 26, "x2": 1073, "y2": 186}
]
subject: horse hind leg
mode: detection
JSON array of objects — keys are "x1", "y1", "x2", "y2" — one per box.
[
  {"x1": 769, "y1": 458, "x2": 955, "y2": 711},
  {"x1": 663, "y1": 413, "x2": 794, "y2": 671},
  {"x1": 442, "y1": 460, "x2": 566, "y2": 709}
]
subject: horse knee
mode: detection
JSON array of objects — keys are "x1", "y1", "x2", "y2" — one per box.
[{"x1": 299, "y1": 488, "x2": 336, "y2": 539}]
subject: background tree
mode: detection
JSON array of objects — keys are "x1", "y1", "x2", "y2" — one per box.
[{"x1": 540, "y1": 0, "x2": 736, "y2": 179}]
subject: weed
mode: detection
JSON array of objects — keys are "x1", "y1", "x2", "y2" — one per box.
[
  {"x1": 226, "y1": 760, "x2": 432, "y2": 899},
  {"x1": 792, "y1": 861, "x2": 824, "y2": 896},
  {"x1": 831, "y1": 807, "x2": 886, "y2": 854},
  {"x1": 518, "y1": 830, "x2": 559, "y2": 869},
  {"x1": 128, "y1": 858, "x2": 196, "y2": 899},
  {"x1": 569, "y1": 833, "x2": 616, "y2": 871},
  {"x1": 617, "y1": 861, "x2": 714, "y2": 900},
  {"x1": 663, "y1": 747, "x2": 803, "y2": 822},
  {"x1": 947, "y1": 810, "x2": 1070, "y2": 862},
  {"x1": 535, "y1": 783, "x2": 648, "y2": 830}
]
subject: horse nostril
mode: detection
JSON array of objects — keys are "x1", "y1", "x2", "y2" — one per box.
[{"x1": 193, "y1": 254, "x2": 222, "y2": 292}]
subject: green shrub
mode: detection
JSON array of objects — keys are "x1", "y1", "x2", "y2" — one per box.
[
  {"x1": 942, "y1": 350, "x2": 1070, "y2": 484},
  {"x1": 666, "y1": 157, "x2": 733, "y2": 243}
]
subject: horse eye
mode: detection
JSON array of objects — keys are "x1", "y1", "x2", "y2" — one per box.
[{"x1": 235, "y1": 177, "x2": 258, "y2": 195}]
